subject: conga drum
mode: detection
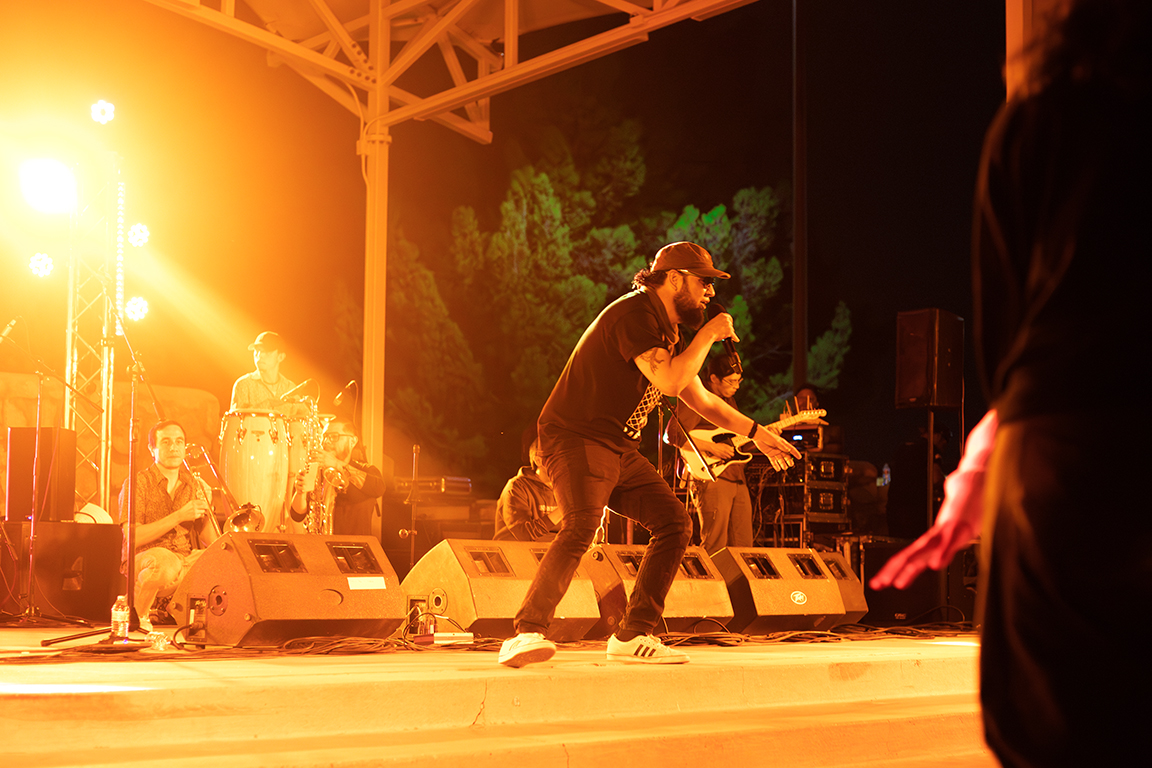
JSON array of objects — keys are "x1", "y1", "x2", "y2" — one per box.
[{"x1": 219, "y1": 410, "x2": 290, "y2": 532}]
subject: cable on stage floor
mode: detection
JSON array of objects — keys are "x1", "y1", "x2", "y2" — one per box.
[{"x1": 1, "y1": 619, "x2": 978, "y2": 664}]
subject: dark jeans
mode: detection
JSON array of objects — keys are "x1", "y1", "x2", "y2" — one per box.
[{"x1": 515, "y1": 441, "x2": 692, "y2": 636}]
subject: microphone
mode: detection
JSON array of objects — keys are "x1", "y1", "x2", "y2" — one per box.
[
  {"x1": 706, "y1": 303, "x2": 742, "y2": 375},
  {"x1": 0, "y1": 317, "x2": 17, "y2": 341},
  {"x1": 334, "y1": 380, "x2": 357, "y2": 407}
]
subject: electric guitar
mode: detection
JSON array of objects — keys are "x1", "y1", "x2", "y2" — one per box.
[{"x1": 679, "y1": 409, "x2": 827, "y2": 481}]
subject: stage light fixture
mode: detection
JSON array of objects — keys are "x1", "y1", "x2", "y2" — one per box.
[
  {"x1": 29, "y1": 253, "x2": 54, "y2": 277},
  {"x1": 19, "y1": 159, "x2": 77, "y2": 213},
  {"x1": 125, "y1": 296, "x2": 149, "y2": 322},
  {"x1": 128, "y1": 223, "x2": 149, "y2": 247},
  {"x1": 91, "y1": 100, "x2": 115, "y2": 124}
]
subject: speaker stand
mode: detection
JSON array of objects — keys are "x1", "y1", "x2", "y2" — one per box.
[{"x1": 0, "y1": 326, "x2": 94, "y2": 629}]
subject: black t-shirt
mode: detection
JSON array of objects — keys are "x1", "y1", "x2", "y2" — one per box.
[{"x1": 538, "y1": 289, "x2": 680, "y2": 454}]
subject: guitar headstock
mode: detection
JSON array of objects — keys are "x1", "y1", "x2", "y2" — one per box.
[{"x1": 774, "y1": 408, "x2": 828, "y2": 430}]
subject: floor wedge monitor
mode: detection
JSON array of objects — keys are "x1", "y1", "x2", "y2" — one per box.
[
  {"x1": 816, "y1": 550, "x2": 868, "y2": 625},
  {"x1": 400, "y1": 539, "x2": 599, "y2": 641},
  {"x1": 170, "y1": 532, "x2": 405, "y2": 647},
  {"x1": 580, "y1": 544, "x2": 734, "y2": 637},
  {"x1": 711, "y1": 547, "x2": 850, "y2": 633}
]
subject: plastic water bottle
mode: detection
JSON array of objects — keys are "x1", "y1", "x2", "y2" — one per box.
[{"x1": 111, "y1": 595, "x2": 130, "y2": 640}]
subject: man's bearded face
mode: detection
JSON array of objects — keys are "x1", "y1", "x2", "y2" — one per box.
[{"x1": 673, "y1": 277, "x2": 707, "y2": 329}]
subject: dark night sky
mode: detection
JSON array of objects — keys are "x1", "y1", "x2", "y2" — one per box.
[{"x1": 1, "y1": 0, "x2": 1005, "y2": 484}]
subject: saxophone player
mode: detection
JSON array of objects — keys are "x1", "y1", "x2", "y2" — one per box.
[{"x1": 289, "y1": 418, "x2": 387, "y2": 536}]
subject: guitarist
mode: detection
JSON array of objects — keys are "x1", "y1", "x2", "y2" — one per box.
[{"x1": 668, "y1": 355, "x2": 754, "y2": 554}]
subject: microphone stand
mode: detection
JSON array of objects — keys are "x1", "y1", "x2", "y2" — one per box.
[
  {"x1": 0, "y1": 320, "x2": 102, "y2": 628},
  {"x1": 398, "y1": 445, "x2": 421, "y2": 572},
  {"x1": 659, "y1": 394, "x2": 718, "y2": 482},
  {"x1": 42, "y1": 301, "x2": 162, "y2": 647}
]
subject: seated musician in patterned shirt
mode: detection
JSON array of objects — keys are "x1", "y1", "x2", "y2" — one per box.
[{"x1": 117, "y1": 420, "x2": 218, "y2": 631}]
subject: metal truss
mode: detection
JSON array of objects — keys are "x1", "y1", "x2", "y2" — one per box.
[
  {"x1": 63, "y1": 155, "x2": 120, "y2": 513},
  {"x1": 143, "y1": 0, "x2": 758, "y2": 144}
]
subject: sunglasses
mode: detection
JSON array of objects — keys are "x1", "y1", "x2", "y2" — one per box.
[{"x1": 678, "y1": 270, "x2": 715, "y2": 287}]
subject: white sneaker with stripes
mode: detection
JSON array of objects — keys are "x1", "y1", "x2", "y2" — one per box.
[
  {"x1": 498, "y1": 632, "x2": 557, "y2": 668},
  {"x1": 606, "y1": 633, "x2": 690, "y2": 664}
]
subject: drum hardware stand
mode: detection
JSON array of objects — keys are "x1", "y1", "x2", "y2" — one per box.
[
  {"x1": 0, "y1": 317, "x2": 102, "y2": 628},
  {"x1": 42, "y1": 299, "x2": 163, "y2": 647},
  {"x1": 398, "y1": 444, "x2": 421, "y2": 571}
]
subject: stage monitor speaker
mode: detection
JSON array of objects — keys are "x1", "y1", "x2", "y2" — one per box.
[
  {"x1": 895, "y1": 309, "x2": 964, "y2": 410},
  {"x1": 400, "y1": 539, "x2": 599, "y2": 641},
  {"x1": 817, "y1": 550, "x2": 868, "y2": 624},
  {"x1": 0, "y1": 522, "x2": 122, "y2": 621},
  {"x1": 5, "y1": 427, "x2": 77, "y2": 522},
  {"x1": 710, "y1": 547, "x2": 849, "y2": 633},
  {"x1": 170, "y1": 532, "x2": 405, "y2": 647},
  {"x1": 580, "y1": 544, "x2": 733, "y2": 638}
]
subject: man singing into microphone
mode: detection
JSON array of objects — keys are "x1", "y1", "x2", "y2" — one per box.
[
  {"x1": 230, "y1": 331, "x2": 307, "y2": 415},
  {"x1": 498, "y1": 242, "x2": 800, "y2": 668}
]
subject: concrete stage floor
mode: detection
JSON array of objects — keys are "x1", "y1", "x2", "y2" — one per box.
[{"x1": 0, "y1": 624, "x2": 999, "y2": 768}]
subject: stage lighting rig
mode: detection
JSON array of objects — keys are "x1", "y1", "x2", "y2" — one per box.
[
  {"x1": 128, "y1": 223, "x2": 149, "y2": 247},
  {"x1": 29, "y1": 253, "x2": 54, "y2": 277},
  {"x1": 91, "y1": 100, "x2": 115, "y2": 125},
  {"x1": 124, "y1": 296, "x2": 149, "y2": 322}
]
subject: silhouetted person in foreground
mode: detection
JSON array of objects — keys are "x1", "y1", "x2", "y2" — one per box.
[{"x1": 872, "y1": 2, "x2": 1151, "y2": 766}]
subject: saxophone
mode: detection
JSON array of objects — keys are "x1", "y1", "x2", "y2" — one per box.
[
  {"x1": 300, "y1": 399, "x2": 344, "y2": 534},
  {"x1": 307, "y1": 463, "x2": 348, "y2": 535}
]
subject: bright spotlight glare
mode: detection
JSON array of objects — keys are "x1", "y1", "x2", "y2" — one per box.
[
  {"x1": 91, "y1": 100, "x2": 115, "y2": 124},
  {"x1": 128, "y1": 223, "x2": 150, "y2": 247},
  {"x1": 19, "y1": 159, "x2": 78, "y2": 213},
  {"x1": 29, "y1": 253, "x2": 54, "y2": 277},
  {"x1": 125, "y1": 296, "x2": 149, "y2": 321}
]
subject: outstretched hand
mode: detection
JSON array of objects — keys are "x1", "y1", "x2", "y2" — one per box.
[
  {"x1": 869, "y1": 467, "x2": 985, "y2": 590},
  {"x1": 752, "y1": 428, "x2": 802, "y2": 472},
  {"x1": 869, "y1": 409, "x2": 999, "y2": 591}
]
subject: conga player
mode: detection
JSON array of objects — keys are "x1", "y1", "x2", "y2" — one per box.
[{"x1": 231, "y1": 331, "x2": 303, "y2": 413}]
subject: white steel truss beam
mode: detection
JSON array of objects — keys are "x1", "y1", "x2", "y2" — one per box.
[
  {"x1": 142, "y1": 0, "x2": 376, "y2": 89},
  {"x1": 381, "y1": 0, "x2": 485, "y2": 86},
  {"x1": 304, "y1": 0, "x2": 373, "y2": 73},
  {"x1": 145, "y1": 0, "x2": 756, "y2": 144}
]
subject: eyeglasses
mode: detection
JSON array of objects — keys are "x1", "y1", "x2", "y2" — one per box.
[
  {"x1": 323, "y1": 433, "x2": 354, "y2": 442},
  {"x1": 678, "y1": 270, "x2": 715, "y2": 287}
]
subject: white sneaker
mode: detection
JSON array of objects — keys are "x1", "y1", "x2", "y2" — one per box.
[
  {"x1": 138, "y1": 615, "x2": 153, "y2": 633},
  {"x1": 607, "y1": 633, "x2": 690, "y2": 664},
  {"x1": 498, "y1": 632, "x2": 556, "y2": 668}
]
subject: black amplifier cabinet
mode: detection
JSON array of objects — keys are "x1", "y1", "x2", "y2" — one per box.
[
  {"x1": 767, "y1": 453, "x2": 849, "y2": 486},
  {"x1": 0, "y1": 522, "x2": 122, "y2": 621},
  {"x1": 171, "y1": 532, "x2": 405, "y2": 647}
]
